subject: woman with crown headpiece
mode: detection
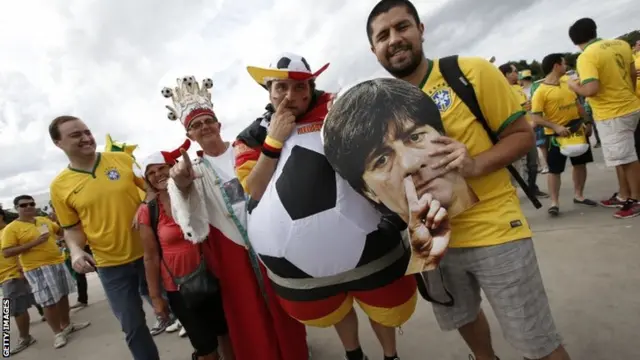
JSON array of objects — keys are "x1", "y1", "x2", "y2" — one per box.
[{"x1": 158, "y1": 76, "x2": 308, "y2": 360}]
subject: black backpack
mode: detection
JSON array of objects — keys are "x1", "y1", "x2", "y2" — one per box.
[
  {"x1": 438, "y1": 55, "x2": 542, "y2": 209},
  {"x1": 146, "y1": 199, "x2": 163, "y2": 258},
  {"x1": 413, "y1": 56, "x2": 543, "y2": 307}
]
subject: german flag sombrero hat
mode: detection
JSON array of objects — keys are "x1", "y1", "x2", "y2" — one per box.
[{"x1": 247, "y1": 52, "x2": 329, "y2": 89}]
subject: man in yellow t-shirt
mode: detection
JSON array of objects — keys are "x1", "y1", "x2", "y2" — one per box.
[
  {"x1": 568, "y1": 18, "x2": 640, "y2": 219},
  {"x1": 531, "y1": 53, "x2": 597, "y2": 216},
  {"x1": 48, "y1": 115, "x2": 160, "y2": 360},
  {"x1": 0, "y1": 208, "x2": 38, "y2": 355},
  {"x1": 367, "y1": 1, "x2": 569, "y2": 359},
  {"x1": 1, "y1": 195, "x2": 89, "y2": 349}
]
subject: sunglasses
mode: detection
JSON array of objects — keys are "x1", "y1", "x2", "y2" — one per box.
[{"x1": 18, "y1": 202, "x2": 36, "y2": 208}]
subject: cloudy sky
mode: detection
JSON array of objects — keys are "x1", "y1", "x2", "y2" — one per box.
[{"x1": 0, "y1": 0, "x2": 637, "y2": 205}]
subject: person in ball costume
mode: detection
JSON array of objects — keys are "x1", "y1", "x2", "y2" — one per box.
[
  {"x1": 233, "y1": 52, "x2": 417, "y2": 360},
  {"x1": 162, "y1": 76, "x2": 308, "y2": 360}
]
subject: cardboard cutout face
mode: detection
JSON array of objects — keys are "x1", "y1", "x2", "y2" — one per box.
[{"x1": 323, "y1": 78, "x2": 478, "y2": 274}]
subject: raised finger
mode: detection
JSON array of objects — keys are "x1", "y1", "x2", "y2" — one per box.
[
  {"x1": 180, "y1": 148, "x2": 192, "y2": 168},
  {"x1": 276, "y1": 96, "x2": 290, "y2": 113},
  {"x1": 403, "y1": 176, "x2": 419, "y2": 204}
]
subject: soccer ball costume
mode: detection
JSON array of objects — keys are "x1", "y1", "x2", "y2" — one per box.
[{"x1": 233, "y1": 53, "x2": 417, "y2": 328}]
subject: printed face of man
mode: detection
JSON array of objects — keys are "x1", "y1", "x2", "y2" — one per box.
[{"x1": 361, "y1": 118, "x2": 456, "y2": 221}]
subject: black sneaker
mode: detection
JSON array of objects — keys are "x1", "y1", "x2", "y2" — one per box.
[{"x1": 535, "y1": 190, "x2": 549, "y2": 198}]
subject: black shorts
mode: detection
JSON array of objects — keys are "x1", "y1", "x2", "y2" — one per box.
[
  {"x1": 166, "y1": 290, "x2": 228, "y2": 357},
  {"x1": 546, "y1": 143, "x2": 593, "y2": 174}
]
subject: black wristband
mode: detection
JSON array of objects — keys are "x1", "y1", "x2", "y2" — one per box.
[{"x1": 261, "y1": 148, "x2": 281, "y2": 159}]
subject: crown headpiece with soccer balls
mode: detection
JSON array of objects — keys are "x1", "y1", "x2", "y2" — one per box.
[{"x1": 161, "y1": 76, "x2": 215, "y2": 129}]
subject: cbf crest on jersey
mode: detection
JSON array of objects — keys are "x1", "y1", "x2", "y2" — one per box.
[
  {"x1": 105, "y1": 167, "x2": 121, "y2": 181},
  {"x1": 432, "y1": 87, "x2": 453, "y2": 112}
]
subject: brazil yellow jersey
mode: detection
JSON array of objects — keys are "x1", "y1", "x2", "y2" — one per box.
[
  {"x1": 420, "y1": 57, "x2": 532, "y2": 248},
  {"x1": 635, "y1": 54, "x2": 640, "y2": 99},
  {"x1": 0, "y1": 229, "x2": 22, "y2": 283},
  {"x1": 50, "y1": 152, "x2": 145, "y2": 267},
  {"x1": 510, "y1": 84, "x2": 532, "y2": 124},
  {"x1": 531, "y1": 81, "x2": 581, "y2": 135},
  {"x1": 577, "y1": 38, "x2": 640, "y2": 120},
  {"x1": 1, "y1": 217, "x2": 64, "y2": 272}
]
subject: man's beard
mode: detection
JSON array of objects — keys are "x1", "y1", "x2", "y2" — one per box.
[{"x1": 383, "y1": 46, "x2": 423, "y2": 79}]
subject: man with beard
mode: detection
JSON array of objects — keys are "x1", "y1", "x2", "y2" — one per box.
[
  {"x1": 233, "y1": 53, "x2": 417, "y2": 360},
  {"x1": 366, "y1": 1, "x2": 570, "y2": 360},
  {"x1": 48, "y1": 116, "x2": 160, "y2": 360}
]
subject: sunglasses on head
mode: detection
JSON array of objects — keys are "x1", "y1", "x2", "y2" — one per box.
[{"x1": 18, "y1": 202, "x2": 36, "y2": 208}]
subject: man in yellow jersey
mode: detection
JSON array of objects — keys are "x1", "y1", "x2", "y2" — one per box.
[
  {"x1": 499, "y1": 63, "x2": 548, "y2": 199},
  {"x1": 531, "y1": 53, "x2": 597, "y2": 217},
  {"x1": 48, "y1": 115, "x2": 160, "y2": 360},
  {"x1": 568, "y1": 18, "x2": 640, "y2": 219},
  {"x1": 0, "y1": 208, "x2": 38, "y2": 355},
  {"x1": 1, "y1": 195, "x2": 90, "y2": 349},
  {"x1": 366, "y1": 1, "x2": 570, "y2": 359}
]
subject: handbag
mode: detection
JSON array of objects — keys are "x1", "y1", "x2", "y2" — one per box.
[{"x1": 161, "y1": 244, "x2": 219, "y2": 309}]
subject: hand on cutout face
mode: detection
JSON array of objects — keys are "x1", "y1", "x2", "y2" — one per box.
[{"x1": 404, "y1": 177, "x2": 451, "y2": 270}]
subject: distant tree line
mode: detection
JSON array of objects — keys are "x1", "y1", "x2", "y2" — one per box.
[{"x1": 507, "y1": 29, "x2": 639, "y2": 80}]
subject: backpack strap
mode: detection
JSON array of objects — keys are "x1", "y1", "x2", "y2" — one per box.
[
  {"x1": 146, "y1": 199, "x2": 163, "y2": 259},
  {"x1": 438, "y1": 55, "x2": 542, "y2": 209}
]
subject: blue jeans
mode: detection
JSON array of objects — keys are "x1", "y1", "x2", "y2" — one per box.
[{"x1": 97, "y1": 258, "x2": 159, "y2": 360}]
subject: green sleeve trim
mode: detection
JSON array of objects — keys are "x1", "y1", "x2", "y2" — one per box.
[
  {"x1": 61, "y1": 221, "x2": 81, "y2": 230},
  {"x1": 581, "y1": 78, "x2": 597, "y2": 85},
  {"x1": 497, "y1": 110, "x2": 526, "y2": 134}
]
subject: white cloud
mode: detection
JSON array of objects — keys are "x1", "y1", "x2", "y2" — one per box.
[{"x1": 0, "y1": 0, "x2": 637, "y2": 205}]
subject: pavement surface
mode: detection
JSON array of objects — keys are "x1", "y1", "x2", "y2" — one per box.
[{"x1": 6, "y1": 147, "x2": 640, "y2": 360}]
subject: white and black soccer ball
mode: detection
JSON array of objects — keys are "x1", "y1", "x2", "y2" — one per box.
[
  {"x1": 247, "y1": 123, "x2": 404, "y2": 284},
  {"x1": 270, "y1": 52, "x2": 313, "y2": 74}
]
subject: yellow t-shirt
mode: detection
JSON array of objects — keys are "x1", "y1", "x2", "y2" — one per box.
[
  {"x1": 531, "y1": 81, "x2": 581, "y2": 135},
  {"x1": 50, "y1": 152, "x2": 145, "y2": 267},
  {"x1": 420, "y1": 57, "x2": 532, "y2": 248},
  {"x1": 510, "y1": 84, "x2": 533, "y2": 124},
  {"x1": 1, "y1": 217, "x2": 64, "y2": 272},
  {"x1": 576, "y1": 38, "x2": 640, "y2": 120},
  {"x1": 0, "y1": 229, "x2": 22, "y2": 283},
  {"x1": 635, "y1": 54, "x2": 640, "y2": 99}
]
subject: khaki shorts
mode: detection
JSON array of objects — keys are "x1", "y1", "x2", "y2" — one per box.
[{"x1": 595, "y1": 111, "x2": 640, "y2": 167}]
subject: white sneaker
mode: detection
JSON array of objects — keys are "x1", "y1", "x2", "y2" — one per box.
[
  {"x1": 178, "y1": 326, "x2": 187, "y2": 338},
  {"x1": 62, "y1": 321, "x2": 92, "y2": 337},
  {"x1": 166, "y1": 320, "x2": 181, "y2": 333},
  {"x1": 53, "y1": 333, "x2": 67, "y2": 349}
]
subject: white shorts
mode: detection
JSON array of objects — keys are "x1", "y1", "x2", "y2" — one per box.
[{"x1": 595, "y1": 111, "x2": 640, "y2": 167}]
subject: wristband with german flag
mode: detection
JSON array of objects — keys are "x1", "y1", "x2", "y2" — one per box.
[{"x1": 262, "y1": 136, "x2": 283, "y2": 159}]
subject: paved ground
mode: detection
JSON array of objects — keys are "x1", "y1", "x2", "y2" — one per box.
[{"x1": 7, "y1": 147, "x2": 640, "y2": 360}]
